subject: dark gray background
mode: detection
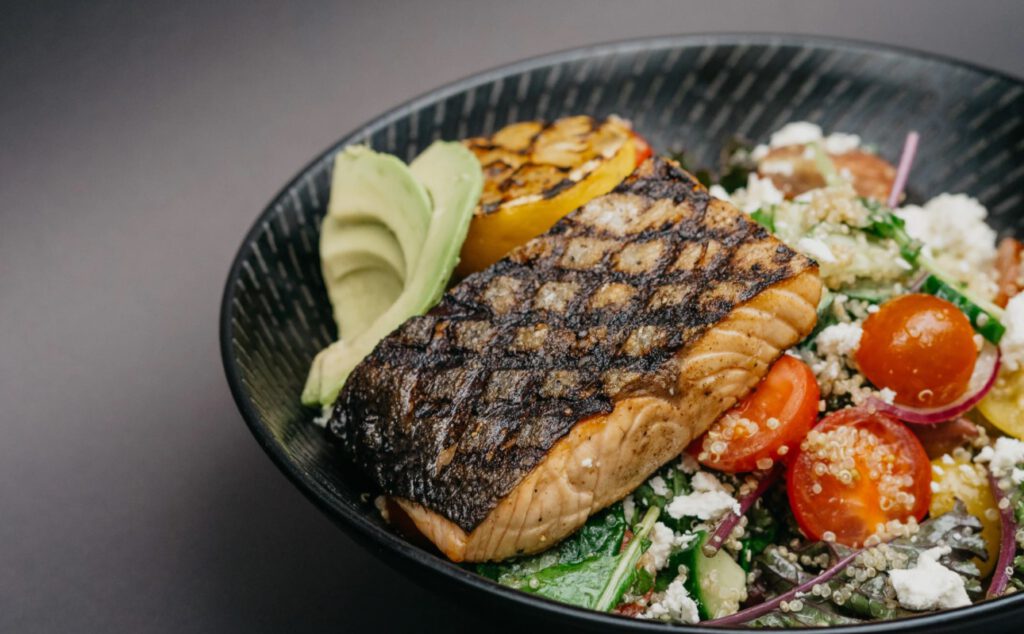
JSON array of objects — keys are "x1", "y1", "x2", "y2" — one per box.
[{"x1": 3, "y1": 1, "x2": 1022, "y2": 631}]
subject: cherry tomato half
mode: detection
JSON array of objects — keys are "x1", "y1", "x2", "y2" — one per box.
[
  {"x1": 631, "y1": 133, "x2": 653, "y2": 167},
  {"x1": 694, "y1": 355, "x2": 820, "y2": 473},
  {"x1": 856, "y1": 294, "x2": 977, "y2": 408},
  {"x1": 787, "y1": 408, "x2": 932, "y2": 547}
]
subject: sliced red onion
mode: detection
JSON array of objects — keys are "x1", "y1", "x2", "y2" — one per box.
[
  {"x1": 704, "y1": 465, "x2": 782, "y2": 556},
  {"x1": 867, "y1": 342, "x2": 1000, "y2": 424},
  {"x1": 704, "y1": 548, "x2": 863, "y2": 626},
  {"x1": 887, "y1": 131, "x2": 919, "y2": 208},
  {"x1": 986, "y1": 470, "x2": 1018, "y2": 599}
]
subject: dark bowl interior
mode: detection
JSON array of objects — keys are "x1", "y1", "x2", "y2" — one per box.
[{"x1": 221, "y1": 34, "x2": 1024, "y2": 632}]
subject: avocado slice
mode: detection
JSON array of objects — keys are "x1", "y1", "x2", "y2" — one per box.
[
  {"x1": 303, "y1": 141, "x2": 483, "y2": 406},
  {"x1": 317, "y1": 146, "x2": 432, "y2": 342},
  {"x1": 320, "y1": 221, "x2": 406, "y2": 339}
]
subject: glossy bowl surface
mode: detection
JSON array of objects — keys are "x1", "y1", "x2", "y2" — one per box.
[{"x1": 221, "y1": 34, "x2": 1024, "y2": 632}]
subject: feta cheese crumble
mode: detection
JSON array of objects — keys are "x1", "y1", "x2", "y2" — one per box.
[
  {"x1": 750, "y1": 121, "x2": 862, "y2": 161},
  {"x1": 649, "y1": 475, "x2": 670, "y2": 497},
  {"x1": 679, "y1": 453, "x2": 700, "y2": 474},
  {"x1": 897, "y1": 193, "x2": 998, "y2": 299},
  {"x1": 644, "y1": 522, "x2": 696, "y2": 572},
  {"x1": 975, "y1": 436, "x2": 1024, "y2": 482},
  {"x1": 814, "y1": 322, "x2": 863, "y2": 357},
  {"x1": 708, "y1": 184, "x2": 730, "y2": 201},
  {"x1": 1000, "y1": 292, "x2": 1024, "y2": 372},
  {"x1": 769, "y1": 121, "x2": 825, "y2": 148},
  {"x1": 643, "y1": 579, "x2": 700, "y2": 623},
  {"x1": 888, "y1": 547, "x2": 971, "y2": 610},
  {"x1": 797, "y1": 237, "x2": 838, "y2": 264},
  {"x1": 733, "y1": 173, "x2": 784, "y2": 214},
  {"x1": 666, "y1": 471, "x2": 740, "y2": 521},
  {"x1": 623, "y1": 494, "x2": 636, "y2": 523},
  {"x1": 822, "y1": 132, "x2": 862, "y2": 155}
]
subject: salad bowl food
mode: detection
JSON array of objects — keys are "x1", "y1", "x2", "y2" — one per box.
[{"x1": 221, "y1": 34, "x2": 1024, "y2": 631}]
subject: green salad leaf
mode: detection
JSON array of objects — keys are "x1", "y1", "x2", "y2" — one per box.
[
  {"x1": 749, "y1": 208, "x2": 776, "y2": 233},
  {"x1": 477, "y1": 504, "x2": 627, "y2": 584},
  {"x1": 478, "y1": 504, "x2": 660, "y2": 611}
]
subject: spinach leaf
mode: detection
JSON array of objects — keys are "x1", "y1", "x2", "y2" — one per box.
[
  {"x1": 477, "y1": 504, "x2": 627, "y2": 583},
  {"x1": 510, "y1": 553, "x2": 623, "y2": 608},
  {"x1": 478, "y1": 505, "x2": 660, "y2": 612},
  {"x1": 629, "y1": 566, "x2": 655, "y2": 596}
]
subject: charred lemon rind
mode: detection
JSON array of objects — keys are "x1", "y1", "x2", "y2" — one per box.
[{"x1": 457, "y1": 115, "x2": 638, "y2": 275}]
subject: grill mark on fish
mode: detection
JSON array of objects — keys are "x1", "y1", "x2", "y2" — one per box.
[{"x1": 328, "y1": 157, "x2": 815, "y2": 532}]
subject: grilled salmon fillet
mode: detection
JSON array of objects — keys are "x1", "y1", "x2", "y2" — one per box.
[{"x1": 327, "y1": 157, "x2": 822, "y2": 562}]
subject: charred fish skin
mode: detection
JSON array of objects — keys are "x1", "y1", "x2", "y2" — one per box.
[{"x1": 329, "y1": 157, "x2": 816, "y2": 533}]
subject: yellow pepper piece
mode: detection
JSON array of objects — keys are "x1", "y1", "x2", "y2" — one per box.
[
  {"x1": 929, "y1": 453, "x2": 1001, "y2": 575},
  {"x1": 456, "y1": 116, "x2": 638, "y2": 276},
  {"x1": 978, "y1": 368, "x2": 1024, "y2": 440}
]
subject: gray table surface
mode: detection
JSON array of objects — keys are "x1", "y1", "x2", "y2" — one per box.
[{"x1": 3, "y1": 0, "x2": 1023, "y2": 631}]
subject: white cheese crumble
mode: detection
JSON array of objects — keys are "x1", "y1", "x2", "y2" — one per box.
[
  {"x1": 646, "y1": 522, "x2": 679, "y2": 571},
  {"x1": 888, "y1": 547, "x2": 971, "y2": 610},
  {"x1": 735, "y1": 173, "x2": 784, "y2": 213},
  {"x1": 797, "y1": 237, "x2": 838, "y2": 264},
  {"x1": 708, "y1": 184, "x2": 730, "y2": 201},
  {"x1": 975, "y1": 436, "x2": 1024, "y2": 481},
  {"x1": 823, "y1": 132, "x2": 861, "y2": 155},
  {"x1": 623, "y1": 494, "x2": 636, "y2": 523},
  {"x1": 643, "y1": 579, "x2": 700, "y2": 623},
  {"x1": 666, "y1": 471, "x2": 740, "y2": 521},
  {"x1": 580, "y1": 457, "x2": 594, "y2": 468},
  {"x1": 1000, "y1": 292, "x2": 1024, "y2": 372},
  {"x1": 751, "y1": 122, "x2": 861, "y2": 161},
  {"x1": 649, "y1": 475, "x2": 670, "y2": 497},
  {"x1": 769, "y1": 121, "x2": 824, "y2": 148},
  {"x1": 814, "y1": 322, "x2": 863, "y2": 357},
  {"x1": 679, "y1": 453, "x2": 700, "y2": 474},
  {"x1": 691, "y1": 471, "x2": 728, "y2": 493},
  {"x1": 896, "y1": 193, "x2": 998, "y2": 298}
]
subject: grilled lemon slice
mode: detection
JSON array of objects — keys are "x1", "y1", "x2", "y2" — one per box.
[{"x1": 457, "y1": 115, "x2": 638, "y2": 275}]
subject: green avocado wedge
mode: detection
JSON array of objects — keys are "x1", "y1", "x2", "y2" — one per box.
[{"x1": 302, "y1": 141, "x2": 483, "y2": 407}]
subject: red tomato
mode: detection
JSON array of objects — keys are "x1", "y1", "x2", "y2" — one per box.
[
  {"x1": 631, "y1": 133, "x2": 653, "y2": 167},
  {"x1": 787, "y1": 408, "x2": 931, "y2": 547},
  {"x1": 856, "y1": 294, "x2": 977, "y2": 408},
  {"x1": 694, "y1": 355, "x2": 820, "y2": 473}
]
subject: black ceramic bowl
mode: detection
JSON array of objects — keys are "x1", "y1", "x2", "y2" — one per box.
[{"x1": 221, "y1": 34, "x2": 1024, "y2": 632}]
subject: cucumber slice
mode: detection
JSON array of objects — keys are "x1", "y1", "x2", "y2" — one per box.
[
  {"x1": 841, "y1": 283, "x2": 896, "y2": 304},
  {"x1": 678, "y1": 531, "x2": 748, "y2": 620},
  {"x1": 921, "y1": 274, "x2": 1005, "y2": 344}
]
